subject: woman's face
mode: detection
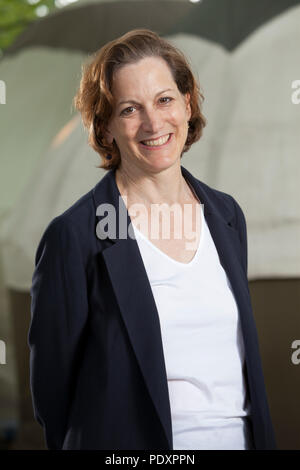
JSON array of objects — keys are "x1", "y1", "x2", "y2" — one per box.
[{"x1": 105, "y1": 56, "x2": 191, "y2": 173}]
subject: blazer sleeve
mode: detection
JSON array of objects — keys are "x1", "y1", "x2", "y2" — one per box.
[
  {"x1": 28, "y1": 217, "x2": 89, "y2": 449},
  {"x1": 231, "y1": 196, "x2": 248, "y2": 278}
]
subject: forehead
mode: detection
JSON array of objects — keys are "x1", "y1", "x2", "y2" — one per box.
[{"x1": 111, "y1": 56, "x2": 177, "y2": 96}]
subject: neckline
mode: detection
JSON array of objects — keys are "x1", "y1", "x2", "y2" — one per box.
[{"x1": 132, "y1": 203, "x2": 204, "y2": 267}]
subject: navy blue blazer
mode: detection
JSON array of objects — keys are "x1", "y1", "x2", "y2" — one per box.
[{"x1": 28, "y1": 165, "x2": 277, "y2": 450}]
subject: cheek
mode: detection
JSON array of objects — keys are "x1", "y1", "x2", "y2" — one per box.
[
  {"x1": 171, "y1": 107, "x2": 188, "y2": 126},
  {"x1": 123, "y1": 123, "x2": 139, "y2": 142},
  {"x1": 114, "y1": 128, "x2": 133, "y2": 146}
]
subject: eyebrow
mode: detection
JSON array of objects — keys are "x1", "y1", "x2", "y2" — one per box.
[{"x1": 117, "y1": 88, "x2": 175, "y2": 108}]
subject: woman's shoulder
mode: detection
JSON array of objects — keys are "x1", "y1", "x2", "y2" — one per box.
[
  {"x1": 47, "y1": 189, "x2": 94, "y2": 232},
  {"x1": 36, "y1": 187, "x2": 99, "y2": 263},
  {"x1": 197, "y1": 176, "x2": 236, "y2": 204},
  {"x1": 36, "y1": 170, "x2": 117, "y2": 258},
  {"x1": 199, "y1": 177, "x2": 246, "y2": 224},
  {"x1": 182, "y1": 166, "x2": 240, "y2": 216}
]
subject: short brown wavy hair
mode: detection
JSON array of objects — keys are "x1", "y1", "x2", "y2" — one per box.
[{"x1": 73, "y1": 28, "x2": 206, "y2": 171}]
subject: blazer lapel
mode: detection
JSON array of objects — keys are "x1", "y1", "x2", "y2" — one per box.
[
  {"x1": 92, "y1": 166, "x2": 252, "y2": 450},
  {"x1": 93, "y1": 169, "x2": 173, "y2": 449}
]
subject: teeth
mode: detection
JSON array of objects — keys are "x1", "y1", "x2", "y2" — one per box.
[{"x1": 142, "y1": 134, "x2": 170, "y2": 146}]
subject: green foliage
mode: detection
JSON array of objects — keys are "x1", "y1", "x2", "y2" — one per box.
[{"x1": 0, "y1": 0, "x2": 58, "y2": 53}]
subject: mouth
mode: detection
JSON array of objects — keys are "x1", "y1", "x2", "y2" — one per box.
[{"x1": 139, "y1": 133, "x2": 173, "y2": 149}]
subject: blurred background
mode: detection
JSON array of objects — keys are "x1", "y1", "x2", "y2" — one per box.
[{"x1": 0, "y1": 0, "x2": 299, "y2": 450}]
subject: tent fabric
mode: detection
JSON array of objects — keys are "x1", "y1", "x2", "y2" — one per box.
[
  {"x1": 1, "y1": 10, "x2": 300, "y2": 289},
  {"x1": 0, "y1": 48, "x2": 87, "y2": 219},
  {"x1": 212, "y1": 5, "x2": 300, "y2": 279},
  {"x1": 0, "y1": 115, "x2": 102, "y2": 290}
]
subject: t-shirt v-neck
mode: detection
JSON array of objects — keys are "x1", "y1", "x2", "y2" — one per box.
[{"x1": 132, "y1": 202, "x2": 204, "y2": 267}]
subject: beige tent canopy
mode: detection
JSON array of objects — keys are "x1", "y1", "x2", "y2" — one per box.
[{"x1": 1, "y1": 23, "x2": 300, "y2": 287}]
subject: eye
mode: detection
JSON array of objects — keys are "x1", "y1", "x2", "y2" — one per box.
[
  {"x1": 120, "y1": 106, "x2": 136, "y2": 116},
  {"x1": 159, "y1": 96, "x2": 173, "y2": 104}
]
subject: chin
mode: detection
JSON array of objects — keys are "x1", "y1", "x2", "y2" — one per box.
[{"x1": 143, "y1": 154, "x2": 179, "y2": 174}]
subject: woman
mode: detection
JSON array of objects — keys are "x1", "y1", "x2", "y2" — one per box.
[{"x1": 28, "y1": 29, "x2": 277, "y2": 450}]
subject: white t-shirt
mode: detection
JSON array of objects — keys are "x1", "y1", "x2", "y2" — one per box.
[{"x1": 132, "y1": 203, "x2": 253, "y2": 450}]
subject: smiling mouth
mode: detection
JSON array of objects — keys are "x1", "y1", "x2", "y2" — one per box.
[{"x1": 140, "y1": 133, "x2": 172, "y2": 147}]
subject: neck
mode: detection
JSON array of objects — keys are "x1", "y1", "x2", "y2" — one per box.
[{"x1": 115, "y1": 162, "x2": 195, "y2": 209}]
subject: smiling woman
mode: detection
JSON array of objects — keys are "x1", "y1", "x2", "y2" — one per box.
[{"x1": 29, "y1": 28, "x2": 277, "y2": 451}]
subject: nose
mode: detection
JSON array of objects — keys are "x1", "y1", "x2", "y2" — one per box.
[{"x1": 141, "y1": 106, "x2": 164, "y2": 135}]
